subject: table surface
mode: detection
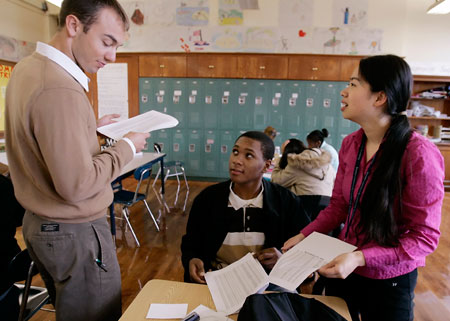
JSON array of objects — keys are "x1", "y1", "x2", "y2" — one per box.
[
  {"x1": 119, "y1": 279, "x2": 351, "y2": 321},
  {"x1": 119, "y1": 152, "x2": 165, "y2": 176}
]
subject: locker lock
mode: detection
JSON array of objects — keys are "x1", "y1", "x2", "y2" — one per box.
[
  {"x1": 156, "y1": 90, "x2": 165, "y2": 103},
  {"x1": 289, "y1": 93, "x2": 298, "y2": 106},
  {"x1": 189, "y1": 90, "x2": 197, "y2": 104},
  {"x1": 239, "y1": 93, "x2": 248, "y2": 105},
  {"x1": 272, "y1": 93, "x2": 281, "y2": 106},
  {"x1": 173, "y1": 90, "x2": 182, "y2": 104},
  {"x1": 222, "y1": 91, "x2": 230, "y2": 104}
]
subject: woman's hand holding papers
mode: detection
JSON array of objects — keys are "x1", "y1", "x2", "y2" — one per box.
[
  {"x1": 255, "y1": 248, "x2": 282, "y2": 269},
  {"x1": 318, "y1": 251, "x2": 366, "y2": 279},
  {"x1": 282, "y1": 233, "x2": 306, "y2": 253},
  {"x1": 189, "y1": 258, "x2": 206, "y2": 284}
]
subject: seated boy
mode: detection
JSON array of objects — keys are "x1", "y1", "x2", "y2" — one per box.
[{"x1": 181, "y1": 131, "x2": 310, "y2": 283}]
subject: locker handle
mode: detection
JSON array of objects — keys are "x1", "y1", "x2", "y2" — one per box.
[
  {"x1": 208, "y1": 65, "x2": 215, "y2": 69},
  {"x1": 312, "y1": 67, "x2": 319, "y2": 71},
  {"x1": 259, "y1": 65, "x2": 266, "y2": 70},
  {"x1": 159, "y1": 64, "x2": 165, "y2": 68}
]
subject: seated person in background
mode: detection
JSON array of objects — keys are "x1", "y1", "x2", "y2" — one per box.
[
  {"x1": 263, "y1": 126, "x2": 277, "y2": 141},
  {"x1": 181, "y1": 131, "x2": 310, "y2": 283},
  {"x1": 271, "y1": 139, "x2": 336, "y2": 220},
  {"x1": 307, "y1": 128, "x2": 339, "y2": 172},
  {"x1": 0, "y1": 173, "x2": 25, "y2": 319}
]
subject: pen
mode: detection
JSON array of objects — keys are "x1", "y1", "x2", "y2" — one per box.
[{"x1": 95, "y1": 259, "x2": 108, "y2": 272}]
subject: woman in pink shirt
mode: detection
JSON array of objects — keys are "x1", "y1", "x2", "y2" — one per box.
[{"x1": 283, "y1": 55, "x2": 444, "y2": 321}]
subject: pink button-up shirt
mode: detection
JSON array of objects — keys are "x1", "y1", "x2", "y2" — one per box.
[{"x1": 302, "y1": 129, "x2": 444, "y2": 279}]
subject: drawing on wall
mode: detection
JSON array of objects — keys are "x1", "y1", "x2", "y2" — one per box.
[
  {"x1": 219, "y1": 0, "x2": 243, "y2": 26},
  {"x1": 122, "y1": 1, "x2": 177, "y2": 27},
  {"x1": 278, "y1": 0, "x2": 314, "y2": 27},
  {"x1": 189, "y1": 29, "x2": 210, "y2": 49},
  {"x1": 243, "y1": 27, "x2": 278, "y2": 52},
  {"x1": 0, "y1": 64, "x2": 13, "y2": 132},
  {"x1": 322, "y1": 27, "x2": 342, "y2": 54},
  {"x1": 211, "y1": 27, "x2": 243, "y2": 51},
  {"x1": 238, "y1": 0, "x2": 259, "y2": 10},
  {"x1": 277, "y1": 27, "x2": 313, "y2": 53},
  {"x1": 332, "y1": 0, "x2": 368, "y2": 27},
  {"x1": 343, "y1": 28, "x2": 382, "y2": 55},
  {"x1": 0, "y1": 35, "x2": 35, "y2": 62},
  {"x1": 176, "y1": 5, "x2": 209, "y2": 26}
]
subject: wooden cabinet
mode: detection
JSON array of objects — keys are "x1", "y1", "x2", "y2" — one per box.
[
  {"x1": 187, "y1": 54, "x2": 237, "y2": 78},
  {"x1": 288, "y1": 55, "x2": 362, "y2": 81},
  {"x1": 139, "y1": 54, "x2": 186, "y2": 77},
  {"x1": 236, "y1": 55, "x2": 288, "y2": 79},
  {"x1": 407, "y1": 75, "x2": 450, "y2": 181}
]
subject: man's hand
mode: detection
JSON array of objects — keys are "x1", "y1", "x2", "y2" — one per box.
[
  {"x1": 318, "y1": 251, "x2": 366, "y2": 279},
  {"x1": 189, "y1": 258, "x2": 206, "y2": 284},
  {"x1": 97, "y1": 113, "x2": 120, "y2": 128},
  {"x1": 282, "y1": 233, "x2": 305, "y2": 253},
  {"x1": 255, "y1": 248, "x2": 282, "y2": 270},
  {"x1": 124, "y1": 132, "x2": 150, "y2": 153}
]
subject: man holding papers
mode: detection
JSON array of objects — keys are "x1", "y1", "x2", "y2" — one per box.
[
  {"x1": 181, "y1": 131, "x2": 310, "y2": 284},
  {"x1": 5, "y1": 1, "x2": 149, "y2": 320}
]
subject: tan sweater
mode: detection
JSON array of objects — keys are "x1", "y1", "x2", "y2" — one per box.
[{"x1": 5, "y1": 52, "x2": 133, "y2": 223}]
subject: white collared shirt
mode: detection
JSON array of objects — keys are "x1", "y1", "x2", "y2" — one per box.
[
  {"x1": 36, "y1": 42, "x2": 89, "y2": 92},
  {"x1": 228, "y1": 182, "x2": 263, "y2": 210}
]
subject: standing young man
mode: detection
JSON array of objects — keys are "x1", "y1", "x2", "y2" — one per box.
[{"x1": 5, "y1": 1, "x2": 149, "y2": 320}]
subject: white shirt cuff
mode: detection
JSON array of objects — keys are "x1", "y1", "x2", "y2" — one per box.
[{"x1": 121, "y1": 137, "x2": 136, "y2": 156}]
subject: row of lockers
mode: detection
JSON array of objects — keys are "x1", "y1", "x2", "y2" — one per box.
[{"x1": 140, "y1": 78, "x2": 360, "y2": 178}]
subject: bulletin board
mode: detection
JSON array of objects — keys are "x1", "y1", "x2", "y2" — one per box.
[{"x1": 0, "y1": 60, "x2": 15, "y2": 138}]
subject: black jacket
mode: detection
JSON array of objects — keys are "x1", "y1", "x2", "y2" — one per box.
[{"x1": 181, "y1": 179, "x2": 310, "y2": 281}]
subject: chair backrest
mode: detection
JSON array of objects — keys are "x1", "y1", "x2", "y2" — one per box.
[
  {"x1": 8, "y1": 250, "x2": 37, "y2": 284},
  {"x1": 132, "y1": 163, "x2": 153, "y2": 201},
  {"x1": 153, "y1": 143, "x2": 162, "y2": 154}
]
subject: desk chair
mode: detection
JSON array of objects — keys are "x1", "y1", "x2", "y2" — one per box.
[
  {"x1": 112, "y1": 163, "x2": 160, "y2": 247},
  {"x1": 152, "y1": 143, "x2": 189, "y2": 212},
  {"x1": 7, "y1": 249, "x2": 51, "y2": 321}
]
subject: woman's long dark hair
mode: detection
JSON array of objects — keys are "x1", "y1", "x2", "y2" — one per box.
[
  {"x1": 279, "y1": 139, "x2": 307, "y2": 169},
  {"x1": 357, "y1": 55, "x2": 413, "y2": 247}
]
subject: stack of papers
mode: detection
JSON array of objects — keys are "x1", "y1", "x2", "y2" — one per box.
[
  {"x1": 205, "y1": 232, "x2": 357, "y2": 315},
  {"x1": 97, "y1": 110, "x2": 178, "y2": 141}
]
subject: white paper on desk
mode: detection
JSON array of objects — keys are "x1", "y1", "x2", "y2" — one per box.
[
  {"x1": 205, "y1": 253, "x2": 269, "y2": 315},
  {"x1": 97, "y1": 110, "x2": 178, "y2": 141},
  {"x1": 268, "y1": 232, "x2": 357, "y2": 291},
  {"x1": 146, "y1": 303, "x2": 188, "y2": 319}
]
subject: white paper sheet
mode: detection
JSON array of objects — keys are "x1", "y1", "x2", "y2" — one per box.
[
  {"x1": 205, "y1": 253, "x2": 269, "y2": 315},
  {"x1": 205, "y1": 232, "x2": 357, "y2": 312},
  {"x1": 146, "y1": 303, "x2": 188, "y2": 319},
  {"x1": 189, "y1": 305, "x2": 233, "y2": 321},
  {"x1": 97, "y1": 63, "x2": 128, "y2": 120},
  {"x1": 97, "y1": 110, "x2": 179, "y2": 140},
  {"x1": 268, "y1": 232, "x2": 357, "y2": 291}
]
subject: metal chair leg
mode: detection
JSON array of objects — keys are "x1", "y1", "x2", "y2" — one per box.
[
  {"x1": 143, "y1": 199, "x2": 160, "y2": 232},
  {"x1": 152, "y1": 167, "x2": 162, "y2": 188},
  {"x1": 122, "y1": 207, "x2": 140, "y2": 247}
]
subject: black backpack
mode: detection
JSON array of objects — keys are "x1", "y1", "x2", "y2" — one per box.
[{"x1": 238, "y1": 292, "x2": 347, "y2": 321}]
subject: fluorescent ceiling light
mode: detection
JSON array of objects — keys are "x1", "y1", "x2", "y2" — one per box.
[
  {"x1": 427, "y1": 0, "x2": 450, "y2": 14},
  {"x1": 46, "y1": 0, "x2": 62, "y2": 7}
]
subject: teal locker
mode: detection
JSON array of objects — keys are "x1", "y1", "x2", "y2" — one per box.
[
  {"x1": 203, "y1": 130, "x2": 220, "y2": 177},
  {"x1": 187, "y1": 79, "x2": 204, "y2": 129},
  {"x1": 268, "y1": 80, "x2": 286, "y2": 130},
  {"x1": 168, "y1": 79, "x2": 187, "y2": 128},
  {"x1": 219, "y1": 130, "x2": 235, "y2": 178},
  {"x1": 285, "y1": 82, "x2": 303, "y2": 132},
  {"x1": 253, "y1": 80, "x2": 269, "y2": 130},
  {"x1": 236, "y1": 81, "x2": 254, "y2": 131},
  {"x1": 172, "y1": 128, "x2": 188, "y2": 165},
  {"x1": 151, "y1": 129, "x2": 172, "y2": 161},
  {"x1": 320, "y1": 82, "x2": 342, "y2": 147},
  {"x1": 187, "y1": 129, "x2": 203, "y2": 176},
  {"x1": 302, "y1": 81, "x2": 322, "y2": 134},
  {"x1": 273, "y1": 131, "x2": 286, "y2": 150},
  {"x1": 285, "y1": 131, "x2": 302, "y2": 143},
  {"x1": 139, "y1": 78, "x2": 169, "y2": 114},
  {"x1": 204, "y1": 80, "x2": 219, "y2": 129},
  {"x1": 218, "y1": 80, "x2": 236, "y2": 130}
]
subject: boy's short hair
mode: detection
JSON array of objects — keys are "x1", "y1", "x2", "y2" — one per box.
[{"x1": 236, "y1": 131, "x2": 275, "y2": 161}]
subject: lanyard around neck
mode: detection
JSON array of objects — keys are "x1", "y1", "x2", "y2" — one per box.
[{"x1": 344, "y1": 135, "x2": 378, "y2": 240}]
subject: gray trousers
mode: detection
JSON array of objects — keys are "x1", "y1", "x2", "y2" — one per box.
[{"x1": 23, "y1": 211, "x2": 122, "y2": 321}]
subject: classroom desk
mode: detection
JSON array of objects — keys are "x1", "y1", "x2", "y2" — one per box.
[
  {"x1": 110, "y1": 152, "x2": 166, "y2": 238},
  {"x1": 119, "y1": 279, "x2": 351, "y2": 321}
]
